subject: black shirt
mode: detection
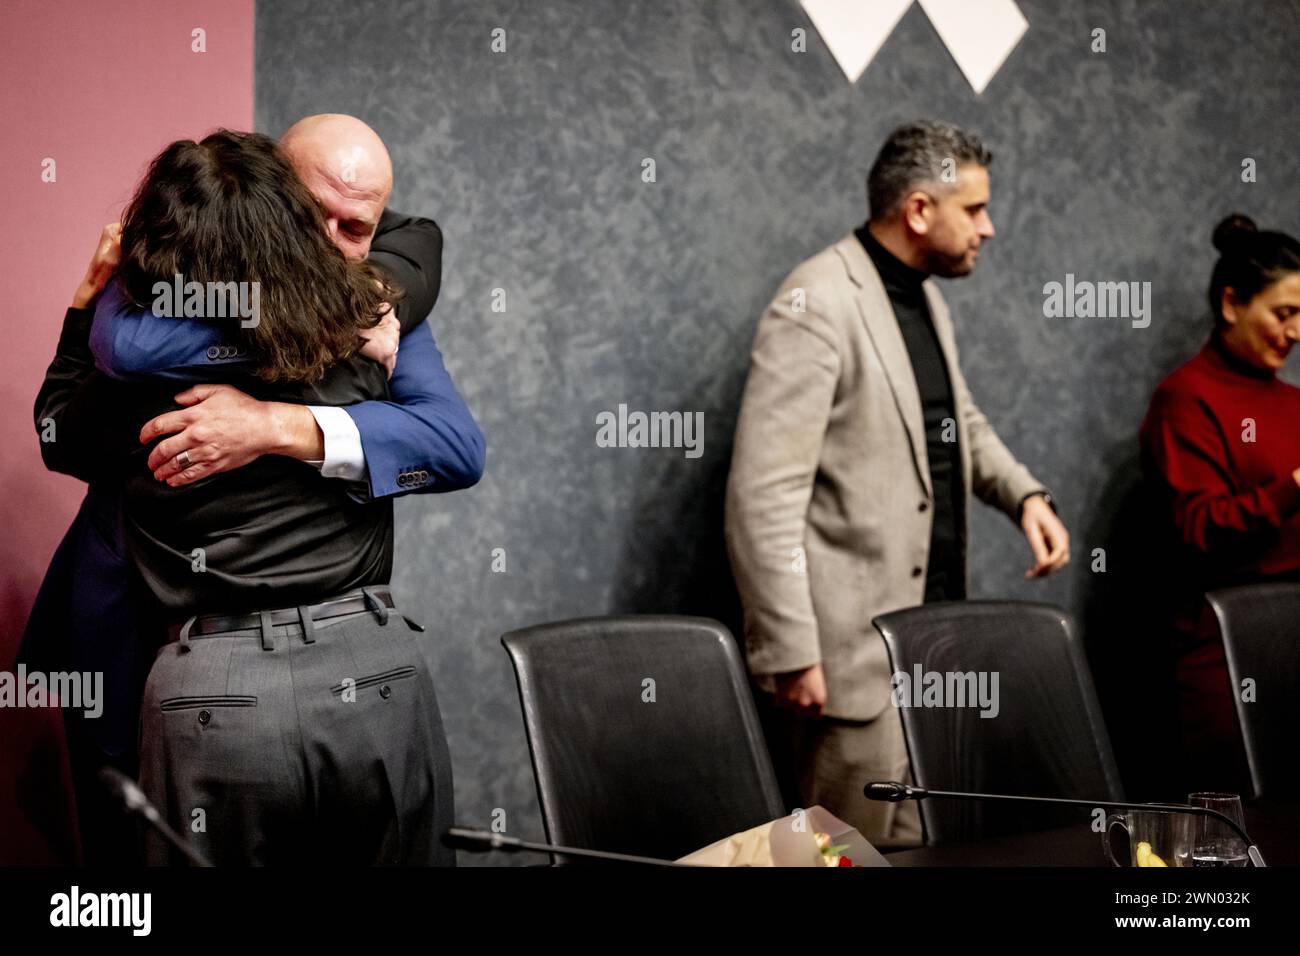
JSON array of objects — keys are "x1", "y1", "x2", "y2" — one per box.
[
  {"x1": 856, "y1": 224, "x2": 966, "y2": 601},
  {"x1": 118, "y1": 362, "x2": 395, "y2": 617}
]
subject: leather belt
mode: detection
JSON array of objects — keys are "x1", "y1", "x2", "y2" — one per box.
[{"x1": 166, "y1": 586, "x2": 417, "y2": 645}]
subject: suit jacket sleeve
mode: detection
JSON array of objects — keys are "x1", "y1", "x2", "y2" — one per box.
[
  {"x1": 88, "y1": 211, "x2": 441, "y2": 380},
  {"x1": 952, "y1": 358, "x2": 1044, "y2": 519},
  {"x1": 35, "y1": 305, "x2": 144, "y2": 483},
  {"x1": 343, "y1": 319, "x2": 486, "y2": 499},
  {"x1": 89, "y1": 279, "x2": 245, "y2": 381},
  {"x1": 84, "y1": 212, "x2": 472, "y2": 502},
  {"x1": 86, "y1": 210, "x2": 442, "y2": 381},
  {"x1": 725, "y1": 284, "x2": 841, "y2": 676},
  {"x1": 368, "y1": 209, "x2": 443, "y2": 336},
  {"x1": 339, "y1": 210, "x2": 484, "y2": 500}
]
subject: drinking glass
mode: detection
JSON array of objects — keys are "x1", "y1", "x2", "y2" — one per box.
[{"x1": 1186, "y1": 792, "x2": 1248, "y2": 868}]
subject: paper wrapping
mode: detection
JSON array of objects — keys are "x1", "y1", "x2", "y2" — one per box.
[{"x1": 676, "y1": 806, "x2": 890, "y2": 867}]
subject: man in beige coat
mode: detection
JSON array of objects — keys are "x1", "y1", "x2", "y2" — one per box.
[{"x1": 725, "y1": 120, "x2": 1070, "y2": 846}]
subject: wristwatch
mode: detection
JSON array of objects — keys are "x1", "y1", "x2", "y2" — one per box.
[{"x1": 1017, "y1": 490, "x2": 1056, "y2": 523}]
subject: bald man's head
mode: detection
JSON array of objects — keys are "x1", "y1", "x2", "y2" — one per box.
[{"x1": 281, "y1": 114, "x2": 393, "y2": 259}]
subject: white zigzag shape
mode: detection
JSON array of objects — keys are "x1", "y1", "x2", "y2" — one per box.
[{"x1": 801, "y1": 0, "x2": 1028, "y2": 95}]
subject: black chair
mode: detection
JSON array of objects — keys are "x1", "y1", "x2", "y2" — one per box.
[
  {"x1": 500, "y1": 615, "x2": 785, "y2": 862},
  {"x1": 1206, "y1": 583, "x2": 1300, "y2": 801},
  {"x1": 872, "y1": 601, "x2": 1124, "y2": 845}
]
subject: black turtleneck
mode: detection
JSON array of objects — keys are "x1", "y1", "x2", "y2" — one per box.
[{"x1": 856, "y1": 223, "x2": 966, "y2": 602}]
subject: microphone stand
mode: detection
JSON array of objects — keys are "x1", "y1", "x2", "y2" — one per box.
[
  {"x1": 865, "y1": 781, "x2": 1267, "y2": 867},
  {"x1": 98, "y1": 768, "x2": 213, "y2": 867},
  {"x1": 445, "y1": 827, "x2": 693, "y2": 866}
]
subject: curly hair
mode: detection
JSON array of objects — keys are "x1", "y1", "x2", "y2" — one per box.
[{"x1": 117, "y1": 129, "x2": 400, "y2": 383}]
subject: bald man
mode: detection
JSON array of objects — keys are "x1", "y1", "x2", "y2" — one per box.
[
  {"x1": 282, "y1": 114, "x2": 393, "y2": 260},
  {"x1": 24, "y1": 117, "x2": 480, "y2": 865}
]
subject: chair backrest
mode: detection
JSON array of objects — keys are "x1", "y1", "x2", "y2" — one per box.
[
  {"x1": 500, "y1": 615, "x2": 785, "y2": 862},
  {"x1": 1206, "y1": 583, "x2": 1300, "y2": 801},
  {"x1": 872, "y1": 601, "x2": 1124, "y2": 845}
]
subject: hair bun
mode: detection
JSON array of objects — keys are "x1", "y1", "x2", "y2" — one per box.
[{"x1": 1213, "y1": 213, "x2": 1258, "y2": 253}]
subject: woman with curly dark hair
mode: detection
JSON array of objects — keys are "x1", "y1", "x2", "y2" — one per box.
[{"x1": 114, "y1": 128, "x2": 398, "y2": 383}]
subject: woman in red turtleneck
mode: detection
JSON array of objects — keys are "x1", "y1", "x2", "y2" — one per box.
[{"x1": 1140, "y1": 214, "x2": 1300, "y2": 791}]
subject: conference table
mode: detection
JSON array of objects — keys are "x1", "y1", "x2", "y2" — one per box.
[{"x1": 884, "y1": 801, "x2": 1298, "y2": 866}]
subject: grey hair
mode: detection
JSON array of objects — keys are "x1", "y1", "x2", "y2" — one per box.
[{"x1": 867, "y1": 119, "x2": 993, "y2": 221}]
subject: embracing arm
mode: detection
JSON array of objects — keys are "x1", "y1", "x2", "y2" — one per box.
[
  {"x1": 81, "y1": 278, "x2": 329, "y2": 484},
  {"x1": 342, "y1": 319, "x2": 485, "y2": 499},
  {"x1": 331, "y1": 210, "x2": 487, "y2": 500},
  {"x1": 369, "y1": 209, "x2": 443, "y2": 335},
  {"x1": 88, "y1": 212, "x2": 471, "y2": 498},
  {"x1": 34, "y1": 225, "x2": 141, "y2": 482},
  {"x1": 89, "y1": 279, "x2": 244, "y2": 381},
  {"x1": 34, "y1": 306, "x2": 136, "y2": 483}
]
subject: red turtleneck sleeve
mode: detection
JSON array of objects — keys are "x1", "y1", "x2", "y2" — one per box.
[{"x1": 1140, "y1": 338, "x2": 1300, "y2": 570}]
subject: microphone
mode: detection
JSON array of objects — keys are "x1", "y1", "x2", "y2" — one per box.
[
  {"x1": 864, "y1": 780, "x2": 1267, "y2": 867},
  {"x1": 866, "y1": 781, "x2": 921, "y2": 802},
  {"x1": 98, "y1": 767, "x2": 213, "y2": 867},
  {"x1": 445, "y1": 827, "x2": 691, "y2": 866}
]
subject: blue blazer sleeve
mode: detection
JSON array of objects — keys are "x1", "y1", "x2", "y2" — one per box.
[
  {"x1": 88, "y1": 279, "x2": 485, "y2": 500},
  {"x1": 344, "y1": 319, "x2": 486, "y2": 499},
  {"x1": 89, "y1": 279, "x2": 248, "y2": 381}
]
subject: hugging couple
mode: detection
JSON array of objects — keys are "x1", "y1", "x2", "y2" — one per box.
[{"x1": 20, "y1": 114, "x2": 485, "y2": 866}]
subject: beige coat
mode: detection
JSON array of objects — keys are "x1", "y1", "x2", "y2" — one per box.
[{"x1": 725, "y1": 233, "x2": 1043, "y2": 720}]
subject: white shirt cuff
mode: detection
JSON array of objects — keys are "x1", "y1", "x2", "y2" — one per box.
[{"x1": 306, "y1": 405, "x2": 369, "y2": 483}]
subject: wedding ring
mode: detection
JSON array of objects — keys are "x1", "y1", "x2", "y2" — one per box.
[{"x1": 176, "y1": 450, "x2": 193, "y2": 470}]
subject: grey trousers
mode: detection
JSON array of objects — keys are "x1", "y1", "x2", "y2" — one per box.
[
  {"x1": 138, "y1": 598, "x2": 455, "y2": 866},
  {"x1": 789, "y1": 705, "x2": 924, "y2": 850}
]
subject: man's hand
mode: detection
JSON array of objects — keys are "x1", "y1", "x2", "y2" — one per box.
[
  {"x1": 357, "y1": 305, "x2": 399, "y2": 379},
  {"x1": 142, "y1": 384, "x2": 324, "y2": 486},
  {"x1": 1021, "y1": 495, "x2": 1070, "y2": 578},
  {"x1": 773, "y1": 663, "x2": 827, "y2": 719},
  {"x1": 71, "y1": 223, "x2": 122, "y2": 309}
]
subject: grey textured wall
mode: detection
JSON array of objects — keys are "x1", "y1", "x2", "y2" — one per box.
[{"x1": 256, "y1": 0, "x2": 1299, "y2": 861}]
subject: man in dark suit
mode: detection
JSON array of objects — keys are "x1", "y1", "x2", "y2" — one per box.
[{"x1": 24, "y1": 117, "x2": 482, "y2": 865}]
